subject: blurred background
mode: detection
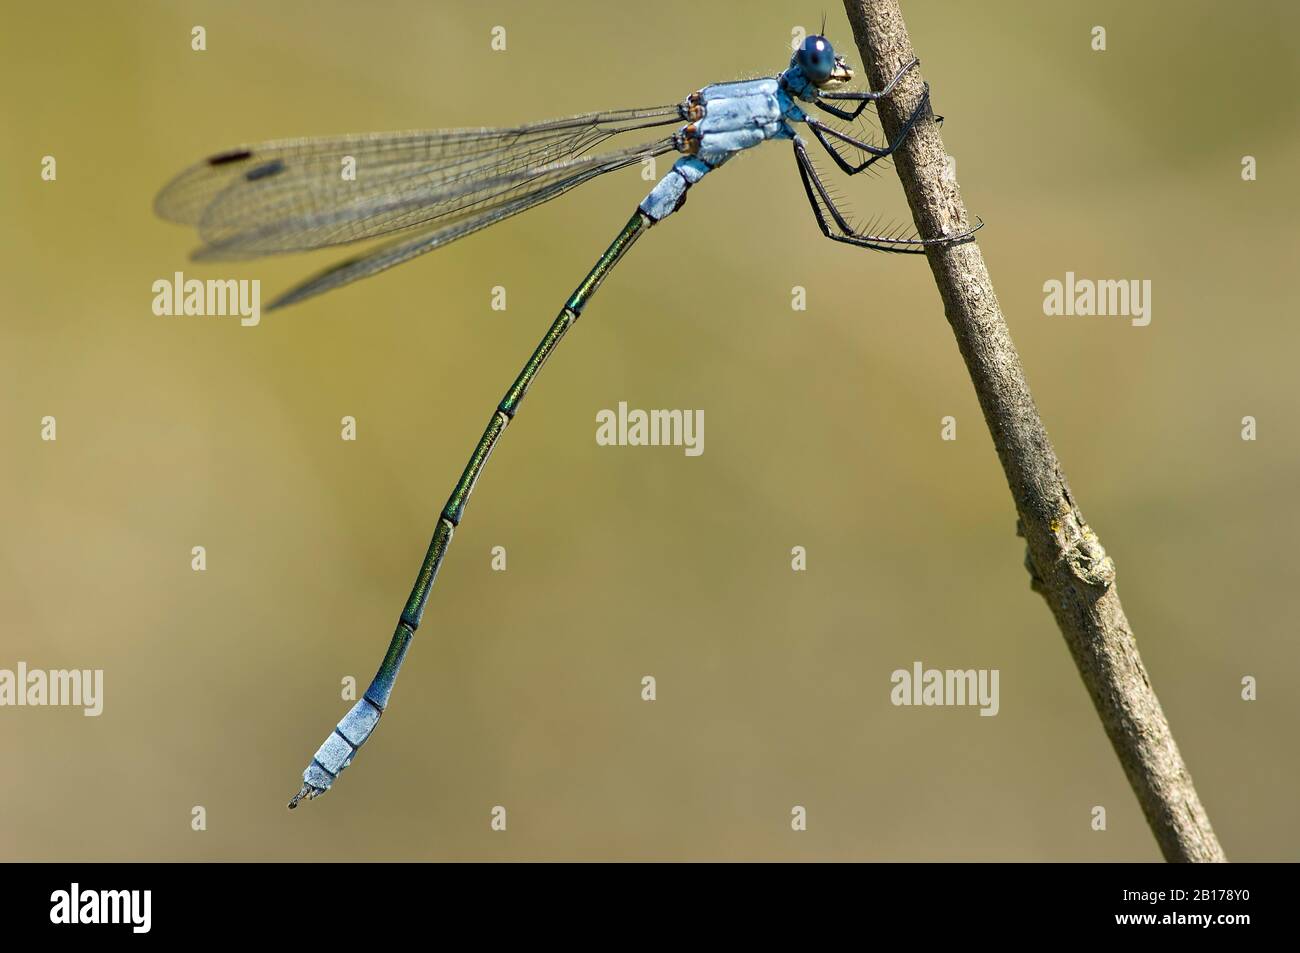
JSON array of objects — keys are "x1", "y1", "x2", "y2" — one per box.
[{"x1": 1, "y1": 1, "x2": 1297, "y2": 861}]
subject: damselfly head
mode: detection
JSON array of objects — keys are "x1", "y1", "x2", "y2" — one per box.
[{"x1": 796, "y1": 34, "x2": 852, "y2": 88}]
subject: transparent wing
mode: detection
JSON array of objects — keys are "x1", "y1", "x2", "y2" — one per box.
[
  {"x1": 268, "y1": 136, "x2": 677, "y2": 310},
  {"x1": 154, "y1": 105, "x2": 682, "y2": 258}
]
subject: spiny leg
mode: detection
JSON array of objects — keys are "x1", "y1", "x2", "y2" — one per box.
[
  {"x1": 792, "y1": 139, "x2": 981, "y2": 253},
  {"x1": 289, "y1": 209, "x2": 651, "y2": 808},
  {"x1": 805, "y1": 84, "x2": 931, "y2": 176},
  {"x1": 813, "y1": 55, "x2": 919, "y2": 121}
]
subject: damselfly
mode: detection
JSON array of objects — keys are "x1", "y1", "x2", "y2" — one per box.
[{"x1": 154, "y1": 35, "x2": 980, "y2": 808}]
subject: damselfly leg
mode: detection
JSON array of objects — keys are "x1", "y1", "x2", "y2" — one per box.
[
  {"x1": 793, "y1": 115, "x2": 981, "y2": 254},
  {"x1": 804, "y1": 83, "x2": 931, "y2": 176}
]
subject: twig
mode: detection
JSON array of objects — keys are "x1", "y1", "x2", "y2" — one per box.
[{"x1": 840, "y1": 0, "x2": 1225, "y2": 862}]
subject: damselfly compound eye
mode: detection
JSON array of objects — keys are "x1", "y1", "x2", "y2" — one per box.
[{"x1": 796, "y1": 35, "x2": 835, "y2": 84}]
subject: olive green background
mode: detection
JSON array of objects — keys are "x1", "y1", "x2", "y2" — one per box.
[{"x1": 2, "y1": 1, "x2": 1297, "y2": 860}]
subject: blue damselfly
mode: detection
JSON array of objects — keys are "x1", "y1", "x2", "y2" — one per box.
[{"x1": 154, "y1": 35, "x2": 980, "y2": 808}]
